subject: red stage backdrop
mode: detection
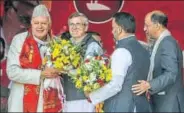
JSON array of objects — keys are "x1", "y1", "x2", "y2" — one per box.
[
  {"x1": 50, "y1": 0, "x2": 184, "y2": 54},
  {"x1": 0, "y1": 0, "x2": 184, "y2": 87}
]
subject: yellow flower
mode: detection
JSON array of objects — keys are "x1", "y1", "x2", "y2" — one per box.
[
  {"x1": 52, "y1": 48, "x2": 60, "y2": 59},
  {"x1": 95, "y1": 102, "x2": 104, "y2": 112},
  {"x1": 84, "y1": 85, "x2": 92, "y2": 92},
  {"x1": 63, "y1": 56, "x2": 70, "y2": 64},
  {"x1": 105, "y1": 69, "x2": 112, "y2": 82},
  {"x1": 53, "y1": 57, "x2": 63, "y2": 69},
  {"x1": 82, "y1": 75, "x2": 88, "y2": 81},
  {"x1": 71, "y1": 49, "x2": 76, "y2": 55},
  {"x1": 42, "y1": 57, "x2": 48, "y2": 65},
  {"x1": 53, "y1": 43, "x2": 62, "y2": 50},
  {"x1": 72, "y1": 60, "x2": 78, "y2": 68},
  {"x1": 93, "y1": 83, "x2": 100, "y2": 90},
  {"x1": 77, "y1": 69, "x2": 81, "y2": 75},
  {"x1": 102, "y1": 65, "x2": 107, "y2": 71},
  {"x1": 99, "y1": 73, "x2": 105, "y2": 80},
  {"x1": 69, "y1": 54, "x2": 74, "y2": 60},
  {"x1": 72, "y1": 56, "x2": 80, "y2": 68},
  {"x1": 76, "y1": 80, "x2": 82, "y2": 89},
  {"x1": 61, "y1": 39, "x2": 70, "y2": 45},
  {"x1": 106, "y1": 74, "x2": 112, "y2": 82}
]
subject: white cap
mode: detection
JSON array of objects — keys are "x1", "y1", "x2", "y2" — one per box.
[{"x1": 32, "y1": 4, "x2": 50, "y2": 18}]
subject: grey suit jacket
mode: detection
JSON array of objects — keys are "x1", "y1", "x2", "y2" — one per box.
[{"x1": 149, "y1": 36, "x2": 184, "y2": 112}]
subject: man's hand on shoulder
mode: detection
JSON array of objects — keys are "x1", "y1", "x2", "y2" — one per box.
[{"x1": 131, "y1": 80, "x2": 151, "y2": 95}]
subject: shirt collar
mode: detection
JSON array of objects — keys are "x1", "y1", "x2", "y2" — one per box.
[
  {"x1": 158, "y1": 29, "x2": 171, "y2": 40},
  {"x1": 118, "y1": 34, "x2": 135, "y2": 41},
  {"x1": 70, "y1": 34, "x2": 87, "y2": 45},
  {"x1": 116, "y1": 34, "x2": 135, "y2": 45},
  {"x1": 33, "y1": 35, "x2": 49, "y2": 46}
]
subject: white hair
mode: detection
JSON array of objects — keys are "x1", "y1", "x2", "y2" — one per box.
[{"x1": 68, "y1": 12, "x2": 89, "y2": 26}]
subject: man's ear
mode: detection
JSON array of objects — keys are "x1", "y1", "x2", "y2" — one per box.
[
  {"x1": 117, "y1": 26, "x2": 122, "y2": 34},
  {"x1": 155, "y1": 23, "x2": 161, "y2": 29}
]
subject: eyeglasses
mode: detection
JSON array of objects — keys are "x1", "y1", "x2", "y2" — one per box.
[{"x1": 69, "y1": 23, "x2": 86, "y2": 28}]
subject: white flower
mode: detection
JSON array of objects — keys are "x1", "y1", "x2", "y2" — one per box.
[
  {"x1": 86, "y1": 55, "x2": 93, "y2": 59},
  {"x1": 64, "y1": 65, "x2": 73, "y2": 71},
  {"x1": 46, "y1": 60, "x2": 53, "y2": 67},
  {"x1": 70, "y1": 54, "x2": 74, "y2": 60},
  {"x1": 63, "y1": 45, "x2": 68, "y2": 50},
  {"x1": 63, "y1": 45, "x2": 69, "y2": 55},
  {"x1": 46, "y1": 47, "x2": 51, "y2": 56},
  {"x1": 86, "y1": 79, "x2": 90, "y2": 83},
  {"x1": 89, "y1": 72, "x2": 96, "y2": 82},
  {"x1": 99, "y1": 60, "x2": 105, "y2": 65},
  {"x1": 84, "y1": 63, "x2": 92, "y2": 71}
]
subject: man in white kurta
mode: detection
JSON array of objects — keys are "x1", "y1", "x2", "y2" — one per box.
[{"x1": 6, "y1": 5, "x2": 60, "y2": 112}]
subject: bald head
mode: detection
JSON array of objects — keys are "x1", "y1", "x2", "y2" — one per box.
[
  {"x1": 146, "y1": 10, "x2": 168, "y2": 28},
  {"x1": 150, "y1": 10, "x2": 165, "y2": 15},
  {"x1": 144, "y1": 10, "x2": 168, "y2": 39}
]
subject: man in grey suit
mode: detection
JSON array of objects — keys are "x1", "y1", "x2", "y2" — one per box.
[{"x1": 132, "y1": 10, "x2": 184, "y2": 112}]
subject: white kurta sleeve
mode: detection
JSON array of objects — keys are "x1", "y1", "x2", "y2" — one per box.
[
  {"x1": 6, "y1": 32, "x2": 41, "y2": 85},
  {"x1": 89, "y1": 48, "x2": 132, "y2": 105}
]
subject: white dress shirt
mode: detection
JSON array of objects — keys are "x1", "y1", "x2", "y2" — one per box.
[
  {"x1": 89, "y1": 47, "x2": 132, "y2": 105},
  {"x1": 33, "y1": 36, "x2": 49, "y2": 59}
]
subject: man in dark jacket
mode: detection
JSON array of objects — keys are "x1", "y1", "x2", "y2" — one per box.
[{"x1": 85, "y1": 12, "x2": 151, "y2": 112}]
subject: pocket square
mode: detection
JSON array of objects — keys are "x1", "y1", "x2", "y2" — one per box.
[{"x1": 157, "y1": 91, "x2": 166, "y2": 95}]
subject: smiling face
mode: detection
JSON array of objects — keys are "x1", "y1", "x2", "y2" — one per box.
[
  {"x1": 31, "y1": 16, "x2": 50, "y2": 40},
  {"x1": 68, "y1": 16, "x2": 88, "y2": 39}
]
